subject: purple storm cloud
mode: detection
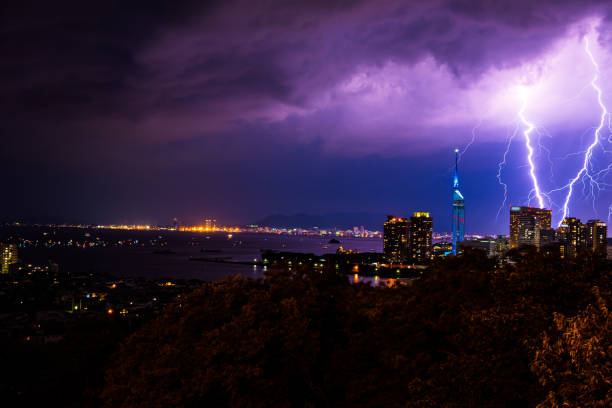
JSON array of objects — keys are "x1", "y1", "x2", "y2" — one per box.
[{"x1": 2, "y1": 0, "x2": 612, "y2": 231}]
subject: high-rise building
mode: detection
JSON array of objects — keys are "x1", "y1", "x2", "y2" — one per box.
[
  {"x1": 556, "y1": 218, "x2": 607, "y2": 258},
  {"x1": 1, "y1": 244, "x2": 18, "y2": 274},
  {"x1": 383, "y1": 215, "x2": 410, "y2": 264},
  {"x1": 451, "y1": 149, "x2": 465, "y2": 255},
  {"x1": 409, "y1": 212, "x2": 433, "y2": 263},
  {"x1": 585, "y1": 219, "x2": 607, "y2": 258},
  {"x1": 557, "y1": 217, "x2": 584, "y2": 258},
  {"x1": 509, "y1": 206, "x2": 552, "y2": 249},
  {"x1": 539, "y1": 228, "x2": 557, "y2": 247}
]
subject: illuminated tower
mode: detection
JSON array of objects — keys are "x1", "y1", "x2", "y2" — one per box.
[{"x1": 451, "y1": 149, "x2": 465, "y2": 255}]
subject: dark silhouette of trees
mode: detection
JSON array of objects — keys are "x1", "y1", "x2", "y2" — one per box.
[
  {"x1": 1, "y1": 315, "x2": 132, "y2": 407},
  {"x1": 101, "y1": 250, "x2": 612, "y2": 407}
]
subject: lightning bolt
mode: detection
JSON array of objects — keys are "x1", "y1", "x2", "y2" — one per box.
[
  {"x1": 518, "y1": 88, "x2": 546, "y2": 209},
  {"x1": 557, "y1": 37, "x2": 608, "y2": 227},
  {"x1": 459, "y1": 118, "x2": 482, "y2": 160},
  {"x1": 445, "y1": 118, "x2": 484, "y2": 176},
  {"x1": 496, "y1": 122, "x2": 520, "y2": 220},
  {"x1": 533, "y1": 126, "x2": 556, "y2": 182}
]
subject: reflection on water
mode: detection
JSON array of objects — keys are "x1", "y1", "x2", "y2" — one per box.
[
  {"x1": 5, "y1": 228, "x2": 382, "y2": 281},
  {"x1": 351, "y1": 274, "x2": 415, "y2": 287}
]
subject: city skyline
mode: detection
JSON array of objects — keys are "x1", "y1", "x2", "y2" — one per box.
[
  {"x1": 2, "y1": 145, "x2": 607, "y2": 237},
  {"x1": 4, "y1": 3, "x2": 612, "y2": 407},
  {"x1": 5, "y1": 2, "x2": 612, "y2": 235}
]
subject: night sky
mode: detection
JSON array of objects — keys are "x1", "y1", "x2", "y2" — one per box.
[{"x1": 3, "y1": 0, "x2": 612, "y2": 234}]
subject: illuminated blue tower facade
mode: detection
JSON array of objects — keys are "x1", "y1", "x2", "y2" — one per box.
[{"x1": 451, "y1": 149, "x2": 465, "y2": 255}]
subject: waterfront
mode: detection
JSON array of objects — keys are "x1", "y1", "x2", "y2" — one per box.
[{"x1": 1, "y1": 226, "x2": 383, "y2": 281}]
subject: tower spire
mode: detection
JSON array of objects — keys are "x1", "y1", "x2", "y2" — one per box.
[
  {"x1": 455, "y1": 148, "x2": 458, "y2": 168},
  {"x1": 453, "y1": 148, "x2": 459, "y2": 189},
  {"x1": 451, "y1": 148, "x2": 465, "y2": 255}
]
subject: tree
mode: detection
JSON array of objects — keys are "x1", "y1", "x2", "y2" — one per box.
[
  {"x1": 532, "y1": 287, "x2": 612, "y2": 408},
  {"x1": 101, "y1": 252, "x2": 612, "y2": 407}
]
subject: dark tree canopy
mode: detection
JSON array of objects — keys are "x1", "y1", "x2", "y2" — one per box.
[{"x1": 102, "y1": 250, "x2": 612, "y2": 407}]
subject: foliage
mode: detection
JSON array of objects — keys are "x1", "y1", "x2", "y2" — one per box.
[
  {"x1": 1, "y1": 315, "x2": 132, "y2": 407},
  {"x1": 100, "y1": 249, "x2": 612, "y2": 407},
  {"x1": 532, "y1": 287, "x2": 612, "y2": 407}
]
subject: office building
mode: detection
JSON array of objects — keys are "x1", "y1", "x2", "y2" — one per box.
[
  {"x1": 557, "y1": 217, "x2": 583, "y2": 258},
  {"x1": 585, "y1": 220, "x2": 607, "y2": 257},
  {"x1": 451, "y1": 149, "x2": 465, "y2": 255},
  {"x1": 509, "y1": 206, "x2": 552, "y2": 249},
  {"x1": 1, "y1": 244, "x2": 18, "y2": 274},
  {"x1": 556, "y1": 218, "x2": 607, "y2": 258},
  {"x1": 383, "y1": 215, "x2": 410, "y2": 264},
  {"x1": 410, "y1": 212, "x2": 433, "y2": 263},
  {"x1": 539, "y1": 228, "x2": 557, "y2": 246}
]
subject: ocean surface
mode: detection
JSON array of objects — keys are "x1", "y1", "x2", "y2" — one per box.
[
  {"x1": 7, "y1": 226, "x2": 607, "y2": 283},
  {"x1": 4, "y1": 227, "x2": 383, "y2": 282}
]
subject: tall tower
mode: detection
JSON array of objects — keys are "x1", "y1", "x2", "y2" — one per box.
[{"x1": 451, "y1": 149, "x2": 465, "y2": 255}]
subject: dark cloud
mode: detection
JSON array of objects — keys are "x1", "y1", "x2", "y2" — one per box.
[
  {"x1": 2, "y1": 0, "x2": 612, "y2": 228},
  {"x1": 2, "y1": 0, "x2": 604, "y2": 121}
]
